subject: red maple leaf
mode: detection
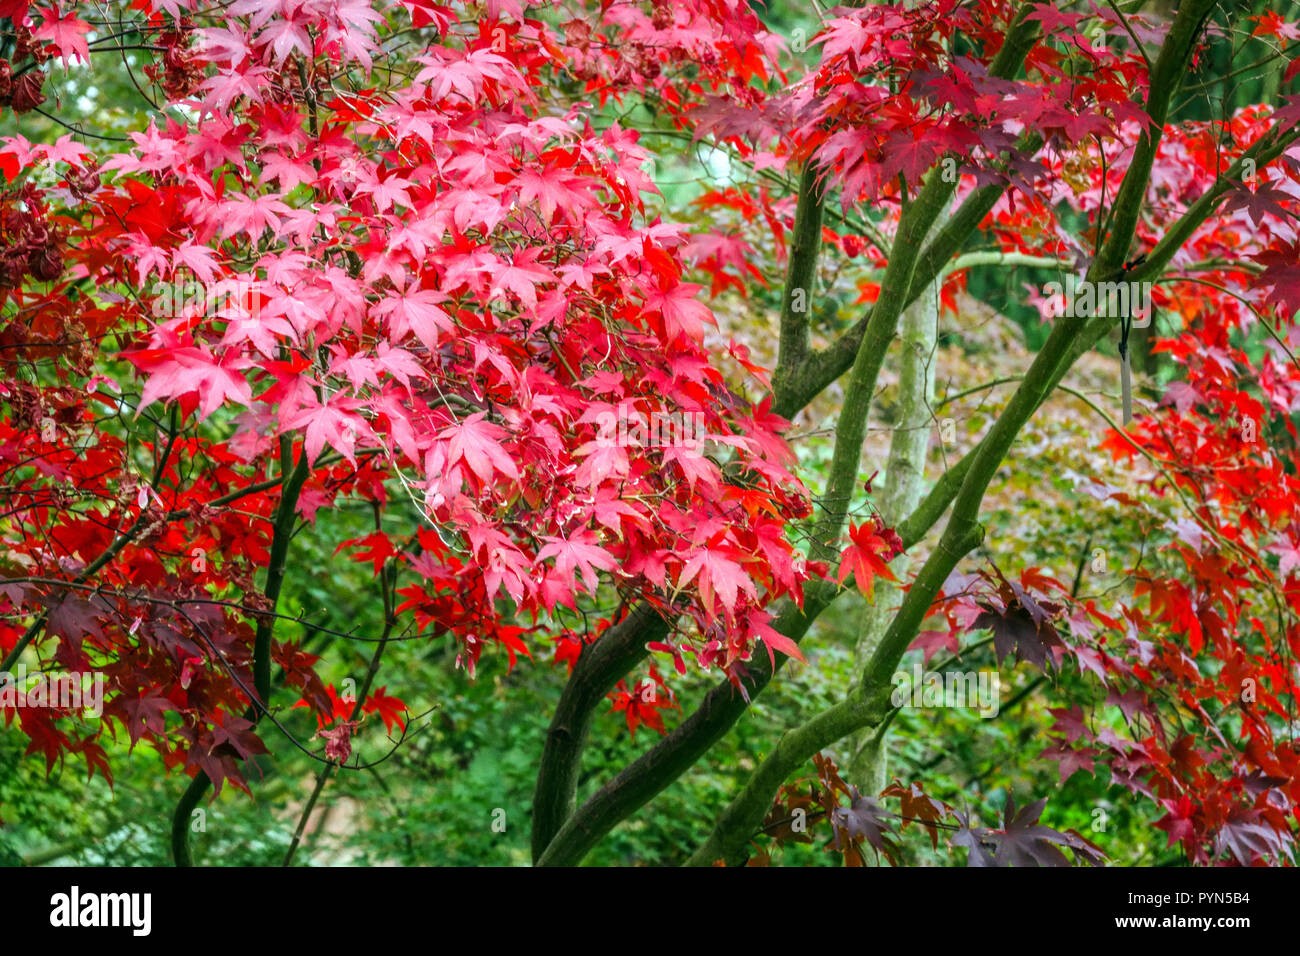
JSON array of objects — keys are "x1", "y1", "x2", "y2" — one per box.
[{"x1": 836, "y1": 520, "x2": 899, "y2": 599}]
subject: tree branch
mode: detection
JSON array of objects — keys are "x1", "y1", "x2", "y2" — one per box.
[
  {"x1": 773, "y1": 161, "x2": 827, "y2": 407},
  {"x1": 283, "y1": 559, "x2": 397, "y2": 866},
  {"x1": 534, "y1": 1, "x2": 1046, "y2": 868},
  {"x1": 530, "y1": 602, "x2": 668, "y2": 861},
  {"x1": 171, "y1": 442, "x2": 311, "y2": 867},
  {"x1": 681, "y1": 0, "x2": 1219, "y2": 868}
]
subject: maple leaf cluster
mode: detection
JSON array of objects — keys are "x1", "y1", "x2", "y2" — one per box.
[
  {"x1": 0, "y1": 0, "x2": 814, "y2": 795},
  {"x1": 749, "y1": 753, "x2": 1104, "y2": 867}
]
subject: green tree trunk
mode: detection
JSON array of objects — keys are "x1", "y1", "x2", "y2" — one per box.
[{"x1": 846, "y1": 208, "x2": 944, "y2": 793}]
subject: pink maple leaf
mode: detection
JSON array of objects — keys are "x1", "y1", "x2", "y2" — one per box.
[
  {"x1": 537, "y1": 532, "x2": 617, "y2": 595},
  {"x1": 438, "y1": 413, "x2": 520, "y2": 483},
  {"x1": 372, "y1": 286, "x2": 453, "y2": 350},
  {"x1": 131, "y1": 346, "x2": 253, "y2": 421},
  {"x1": 643, "y1": 281, "x2": 715, "y2": 341},
  {"x1": 678, "y1": 548, "x2": 757, "y2": 618},
  {"x1": 34, "y1": 7, "x2": 90, "y2": 64},
  {"x1": 490, "y1": 249, "x2": 554, "y2": 310},
  {"x1": 1268, "y1": 538, "x2": 1300, "y2": 577}
]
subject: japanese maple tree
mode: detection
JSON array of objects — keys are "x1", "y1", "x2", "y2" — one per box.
[{"x1": 3, "y1": 0, "x2": 1300, "y2": 868}]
